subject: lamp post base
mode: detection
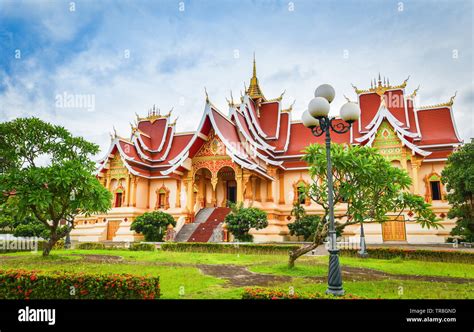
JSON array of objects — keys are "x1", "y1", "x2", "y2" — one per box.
[{"x1": 326, "y1": 249, "x2": 344, "y2": 296}]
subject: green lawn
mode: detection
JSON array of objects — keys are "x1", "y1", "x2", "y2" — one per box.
[{"x1": 0, "y1": 249, "x2": 473, "y2": 299}]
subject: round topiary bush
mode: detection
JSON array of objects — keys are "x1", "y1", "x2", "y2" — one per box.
[{"x1": 130, "y1": 211, "x2": 176, "y2": 242}]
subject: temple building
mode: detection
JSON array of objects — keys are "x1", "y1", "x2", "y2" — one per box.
[{"x1": 71, "y1": 59, "x2": 463, "y2": 244}]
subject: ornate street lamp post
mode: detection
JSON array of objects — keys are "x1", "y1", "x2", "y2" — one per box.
[{"x1": 302, "y1": 84, "x2": 361, "y2": 296}]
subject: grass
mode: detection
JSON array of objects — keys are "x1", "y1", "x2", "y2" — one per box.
[
  {"x1": 0, "y1": 249, "x2": 473, "y2": 299},
  {"x1": 249, "y1": 255, "x2": 474, "y2": 279}
]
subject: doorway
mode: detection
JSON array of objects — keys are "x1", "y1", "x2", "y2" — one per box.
[
  {"x1": 106, "y1": 220, "x2": 121, "y2": 241},
  {"x1": 227, "y1": 182, "x2": 237, "y2": 205},
  {"x1": 382, "y1": 217, "x2": 407, "y2": 242}
]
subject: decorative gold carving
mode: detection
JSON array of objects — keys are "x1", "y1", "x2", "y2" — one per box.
[
  {"x1": 155, "y1": 184, "x2": 170, "y2": 210},
  {"x1": 352, "y1": 75, "x2": 409, "y2": 95},
  {"x1": 109, "y1": 154, "x2": 128, "y2": 180},
  {"x1": 417, "y1": 91, "x2": 457, "y2": 110},
  {"x1": 247, "y1": 54, "x2": 266, "y2": 101},
  {"x1": 136, "y1": 105, "x2": 173, "y2": 124},
  {"x1": 372, "y1": 121, "x2": 404, "y2": 162},
  {"x1": 194, "y1": 129, "x2": 226, "y2": 157}
]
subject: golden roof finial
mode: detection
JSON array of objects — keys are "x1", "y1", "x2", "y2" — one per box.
[
  {"x1": 247, "y1": 54, "x2": 265, "y2": 100},
  {"x1": 409, "y1": 85, "x2": 420, "y2": 98},
  {"x1": 278, "y1": 89, "x2": 286, "y2": 101},
  {"x1": 171, "y1": 116, "x2": 179, "y2": 126},
  {"x1": 343, "y1": 94, "x2": 352, "y2": 102},
  {"x1": 204, "y1": 87, "x2": 209, "y2": 103},
  {"x1": 226, "y1": 90, "x2": 235, "y2": 107},
  {"x1": 167, "y1": 107, "x2": 174, "y2": 117},
  {"x1": 448, "y1": 91, "x2": 457, "y2": 106},
  {"x1": 252, "y1": 52, "x2": 257, "y2": 78}
]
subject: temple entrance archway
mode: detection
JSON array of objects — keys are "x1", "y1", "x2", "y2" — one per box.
[
  {"x1": 192, "y1": 165, "x2": 237, "y2": 209},
  {"x1": 217, "y1": 166, "x2": 236, "y2": 207}
]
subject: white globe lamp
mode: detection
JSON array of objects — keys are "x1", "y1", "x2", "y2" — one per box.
[
  {"x1": 314, "y1": 84, "x2": 336, "y2": 103},
  {"x1": 302, "y1": 110, "x2": 320, "y2": 128},
  {"x1": 308, "y1": 97, "x2": 330, "y2": 118},
  {"x1": 340, "y1": 102, "x2": 361, "y2": 123}
]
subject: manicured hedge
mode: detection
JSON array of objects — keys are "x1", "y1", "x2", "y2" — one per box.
[
  {"x1": 76, "y1": 242, "x2": 105, "y2": 250},
  {"x1": 242, "y1": 287, "x2": 362, "y2": 300},
  {"x1": 0, "y1": 269, "x2": 160, "y2": 299},
  {"x1": 161, "y1": 242, "x2": 301, "y2": 255},
  {"x1": 340, "y1": 248, "x2": 474, "y2": 263},
  {"x1": 129, "y1": 243, "x2": 156, "y2": 251}
]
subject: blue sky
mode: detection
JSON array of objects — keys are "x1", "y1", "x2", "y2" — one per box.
[{"x1": 0, "y1": 0, "x2": 472, "y2": 154}]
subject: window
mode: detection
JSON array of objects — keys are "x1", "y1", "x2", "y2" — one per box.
[
  {"x1": 430, "y1": 181, "x2": 441, "y2": 201},
  {"x1": 115, "y1": 192, "x2": 123, "y2": 207},
  {"x1": 297, "y1": 185, "x2": 306, "y2": 205},
  {"x1": 158, "y1": 192, "x2": 166, "y2": 209}
]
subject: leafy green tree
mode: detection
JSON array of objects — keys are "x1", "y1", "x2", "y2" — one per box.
[
  {"x1": 0, "y1": 117, "x2": 112, "y2": 256},
  {"x1": 442, "y1": 142, "x2": 474, "y2": 242},
  {"x1": 288, "y1": 144, "x2": 439, "y2": 267},
  {"x1": 288, "y1": 203, "x2": 322, "y2": 241},
  {"x1": 225, "y1": 203, "x2": 268, "y2": 242},
  {"x1": 130, "y1": 211, "x2": 176, "y2": 241}
]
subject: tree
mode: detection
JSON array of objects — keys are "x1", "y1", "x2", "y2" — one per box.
[
  {"x1": 288, "y1": 143, "x2": 439, "y2": 267},
  {"x1": 288, "y1": 203, "x2": 322, "y2": 241},
  {"x1": 442, "y1": 142, "x2": 474, "y2": 242},
  {"x1": 225, "y1": 203, "x2": 268, "y2": 242},
  {"x1": 130, "y1": 211, "x2": 176, "y2": 241},
  {"x1": 0, "y1": 117, "x2": 112, "y2": 256}
]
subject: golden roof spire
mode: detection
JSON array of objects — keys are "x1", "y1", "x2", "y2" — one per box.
[
  {"x1": 247, "y1": 54, "x2": 265, "y2": 101},
  {"x1": 252, "y1": 52, "x2": 257, "y2": 78}
]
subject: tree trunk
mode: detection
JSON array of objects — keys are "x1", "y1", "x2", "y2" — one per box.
[
  {"x1": 288, "y1": 225, "x2": 328, "y2": 268},
  {"x1": 288, "y1": 242, "x2": 319, "y2": 268},
  {"x1": 42, "y1": 235, "x2": 59, "y2": 257}
]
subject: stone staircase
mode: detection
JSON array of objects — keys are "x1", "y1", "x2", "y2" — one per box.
[
  {"x1": 187, "y1": 207, "x2": 231, "y2": 242},
  {"x1": 174, "y1": 208, "x2": 214, "y2": 242}
]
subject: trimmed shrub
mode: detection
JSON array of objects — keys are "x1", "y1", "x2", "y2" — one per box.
[
  {"x1": 340, "y1": 248, "x2": 474, "y2": 264},
  {"x1": 76, "y1": 242, "x2": 105, "y2": 250},
  {"x1": 131, "y1": 211, "x2": 176, "y2": 242},
  {"x1": 0, "y1": 269, "x2": 160, "y2": 299},
  {"x1": 161, "y1": 242, "x2": 301, "y2": 255},
  {"x1": 129, "y1": 243, "x2": 156, "y2": 251},
  {"x1": 242, "y1": 287, "x2": 362, "y2": 300}
]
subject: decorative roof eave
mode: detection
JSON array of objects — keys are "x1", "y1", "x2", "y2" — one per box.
[
  {"x1": 414, "y1": 93, "x2": 463, "y2": 144},
  {"x1": 135, "y1": 106, "x2": 173, "y2": 124},
  {"x1": 272, "y1": 112, "x2": 292, "y2": 154},
  {"x1": 265, "y1": 99, "x2": 282, "y2": 140},
  {"x1": 354, "y1": 103, "x2": 430, "y2": 157},
  {"x1": 243, "y1": 95, "x2": 270, "y2": 139},
  {"x1": 231, "y1": 108, "x2": 272, "y2": 153},
  {"x1": 133, "y1": 124, "x2": 174, "y2": 156},
  {"x1": 241, "y1": 96, "x2": 277, "y2": 151},
  {"x1": 131, "y1": 126, "x2": 175, "y2": 163},
  {"x1": 416, "y1": 91, "x2": 457, "y2": 110},
  {"x1": 395, "y1": 132, "x2": 431, "y2": 157},
  {"x1": 162, "y1": 101, "x2": 266, "y2": 175},
  {"x1": 264, "y1": 90, "x2": 286, "y2": 103},
  {"x1": 351, "y1": 75, "x2": 410, "y2": 95},
  {"x1": 358, "y1": 103, "x2": 419, "y2": 142},
  {"x1": 96, "y1": 138, "x2": 172, "y2": 179}
]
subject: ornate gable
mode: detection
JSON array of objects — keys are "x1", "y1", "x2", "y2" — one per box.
[
  {"x1": 194, "y1": 129, "x2": 226, "y2": 157},
  {"x1": 109, "y1": 153, "x2": 129, "y2": 180},
  {"x1": 372, "y1": 121, "x2": 407, "y2": 162}
]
